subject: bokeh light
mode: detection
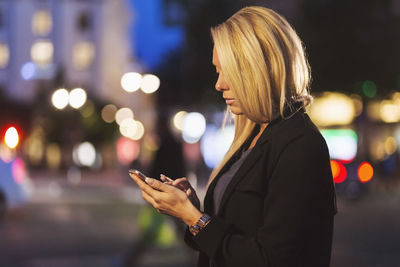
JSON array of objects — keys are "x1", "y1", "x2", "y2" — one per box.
[
  {"x1": 121, "y1": 72, "x2": 142, "y2": 92},
  {"x1": 21, "y1": 62, "x2": 36, "y2": 80},
  {"x1": 379, "y1": 100, "x2": 400, "y2": 123},
  {"x1": 101, "y1": 104, "x2": 117, "y2": 123},
  {"x1": 308, "y1": 92, "x2": 356, "y2": 127},
  {"x1": 25, "y1": 128, "x2": 44, "y2": 165},
  {"x1": 116, "y1": 137, "x2": 140, "y2": 165},
  {"x1": 321, "y1": 129, "x2": 358, "y2": 163},
  {"x1": 31, "y1": 40, "x2": 53, "y2": 65},
  {"x1": 201, "y1": 125, "x2": 235, "y2": 168},
  {"x1": 52, "y1": 88, "x2": 69, "y2": 110},
  {"x1": 131, "y1": 120, "x2": 145, "y2": 140},
  {"x1": 119, "y1": 118, "x2": 137, "y2": 138},
  {"x1": 330, "y1": 160, "x2": 347, "y2": 184},
  {"x1": 32, "y1": 9, "x2": 52, "y2": 36},
  {"x1": 73, "y1": 142, "x2": 96, "y2": 167},
  {"x1": 0, "y1": 43, "x2": 10, "y2": 68},
  {"x1": 141, "y1": 74, "x2": 160, "y2": 94},
  {"x1": 384, "y1": 136, "x2": 397, "y2": 156},
  {"x1": 182, "y1": 112, "x2": 206, "y2": 144},
  {"x1": 73, "y1": 42, "x2": 95, "y2": 70},
  {"x1": 69, "y1": 88, "x2": 87, "y2": 109},
  {"x1": 115, "y1": 107, "x2": 134, "y2": 125},
  {"x1": 46, "y1": 143, "x2": 61, "y2": 170},
  {"x1": 173, "y1": 111, "x2": 187, "y2": 131},
  {"x1": 119, "y1": 118, "x2": 145, "y2": 140},
  {"x1": 4, "y1": 126, "x2": 19, "y2": 149},
  {"x1": 362, "y1": 80, "x2": 377, "y2": 98},
  {"x1": 358, "y1": 162, "x2": 374, "y2": 183},
  {"x1": 12, "y1": 158, "x2": 26, "y2": 185}
]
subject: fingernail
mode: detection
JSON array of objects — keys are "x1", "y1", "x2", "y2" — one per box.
[{"x1": 145, "y1": 177, "x2": 152, "y2": 185}]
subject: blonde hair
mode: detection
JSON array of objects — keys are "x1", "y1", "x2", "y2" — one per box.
[{"x1": 209, "y1": 6, "x2": 312, "y2": 182}]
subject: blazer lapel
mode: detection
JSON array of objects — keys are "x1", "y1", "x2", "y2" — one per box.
[{"x1": 216, "y1": 121, "x2": 279, "y2": 214}]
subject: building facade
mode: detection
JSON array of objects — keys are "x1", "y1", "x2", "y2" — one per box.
[{"x1": 0, "y1": 0, "x2": 142, "y2": 108}]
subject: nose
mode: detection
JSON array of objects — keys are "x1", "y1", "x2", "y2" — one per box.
[{"x1": 215, "y1": 83, "x2": 222, "y2": 92}]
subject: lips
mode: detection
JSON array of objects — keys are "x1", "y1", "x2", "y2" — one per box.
[{"x1": 224, "y1": 98, "x2": 235, "y2": 105}]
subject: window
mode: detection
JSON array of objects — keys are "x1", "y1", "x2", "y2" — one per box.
[
  {"x1": 32, "y1": 9, "x2": 52, "y2": 36},
  {"x1": 73, "y1": 41, "x2": 95, "y2": 70},
  {"x1": 0, "y1": 43, "x2": 9, "y2": 68},
  {"x1": 31, "y1": 40, "x2": 53, "y2": 65},
  {"x1": 76, "y1": 11, "x2": 92, "y2": 33}
]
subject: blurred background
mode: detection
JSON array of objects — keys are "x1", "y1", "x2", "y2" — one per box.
[{"x1": 0, "y1": 0, "x2": 399, "y2": 266}]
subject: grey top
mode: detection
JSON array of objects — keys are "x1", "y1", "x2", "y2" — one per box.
[{"x1": 213, "y1": 148, "x2": 253, "y2": 214}]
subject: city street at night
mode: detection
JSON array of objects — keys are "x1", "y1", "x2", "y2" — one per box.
[
  {"x1": 0, "y1": 172, "x2": 399, "y2": 267},
  {"x1": 1, "y1": 0, "x2": 400, "y2": 266},
  {"x1": 0, "y1": 171, "x2": 195, "y2": 267}
]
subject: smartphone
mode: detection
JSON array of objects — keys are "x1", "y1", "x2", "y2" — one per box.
[{"x1": 129, "y1": 169, "x2": 147, "y2": 181}]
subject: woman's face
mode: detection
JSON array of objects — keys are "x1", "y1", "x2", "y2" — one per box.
[{"x1": 213, "y1": 46, "x2": 243, "y2": 115}]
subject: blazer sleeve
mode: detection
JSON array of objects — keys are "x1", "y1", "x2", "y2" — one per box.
[{"x1": 186, "y1": 131, "x2": 336, "y2": 267}]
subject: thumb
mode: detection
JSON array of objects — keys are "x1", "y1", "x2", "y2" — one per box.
[{"x1": 145, "y1": 177, "x2": 170, "y2": 192}]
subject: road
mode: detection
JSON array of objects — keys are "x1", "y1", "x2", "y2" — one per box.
[
  {"x1": 0, "y1": 171, "x2": 399, "y2": 267},
  {"x1": 332, "y1": 186, "x2": 400, "y2": 267},
  {"x1": 0, "y1": 172, "x2": 196, "y2": 267}
]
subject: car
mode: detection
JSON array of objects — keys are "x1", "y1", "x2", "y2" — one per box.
[{"x1": 0, "y1": 157, "x2": 33, "y2": 220}]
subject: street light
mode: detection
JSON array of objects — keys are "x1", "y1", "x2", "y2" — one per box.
[
  {"x1": 141, "y1": 74, "x2": 160, "y2": 94},
  {"x1": 115, "y1": 107, "x2": 134, "y2": 125},
  {"x1": 4, "y1": 126, "x2": 19, "y2": 149},
  {"x1": 69, "y1": 88, "x2": 87, "y2": 109},
  {"x1": 51, "y1": 88, "x2": 69, "y2": 110},
  {"x1": 121, "y1": 72, "x2": 142, "y2": 92}
]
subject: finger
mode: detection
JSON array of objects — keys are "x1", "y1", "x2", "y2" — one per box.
[
  {"x1": 142, "y1": 190, "x2": 165, "y2": 214},
  {"x1": 160, "y1": 175, "x2": 172, "y2": 183},
  {"x1": 141, "y1": 190, "x2": 157, "y2": 207},
  {"x1": 129, "y1": 173, "x2": 160, "y2": 198},
  {"x1": 172, "y1": 178, "x2": 190, "y2": 190},
  {"x1": 129, "y1": 172, "x2": 149, "y2": 189},
  {"x1": 160, "y1": 174, "x2": 174, "y2": 182},
  {"x1": 145, "y1": 177, "x2": 172, "y2": 192}
]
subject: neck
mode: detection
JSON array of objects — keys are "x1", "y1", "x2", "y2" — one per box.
[
  {"x1": 248, "y1": 122, "x2": 268, "y2": 150},
  {"x1": 259, "y1": 122, "x2": 268, "y2": 133}
]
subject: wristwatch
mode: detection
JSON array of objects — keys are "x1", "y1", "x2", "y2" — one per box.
[{"x1": 189, "y1": 213, "x2": 211, "y2": 236}]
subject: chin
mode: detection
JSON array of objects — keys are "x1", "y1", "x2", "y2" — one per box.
[{"x1": 229, "y1": 106, "x2": 243, "y2": 115}]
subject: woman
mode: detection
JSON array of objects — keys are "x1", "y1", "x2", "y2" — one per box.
[{"x1": 130, "y1": 6, "x2": 337, "y2": 267}]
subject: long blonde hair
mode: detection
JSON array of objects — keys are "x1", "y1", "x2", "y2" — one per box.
[{"x1": 209, "y1": 6, "x2": 312, "y2": 182}]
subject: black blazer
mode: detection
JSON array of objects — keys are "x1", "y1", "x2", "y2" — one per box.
[{"x1": 185, "y1": 110, "x2": 337, "y2": 267}]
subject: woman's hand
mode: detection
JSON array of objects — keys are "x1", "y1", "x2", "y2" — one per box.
[
  {"x1": 130, "y1": 173, "x2": 202, "y2": 226},
  {"x1": 160, "y1": 175, "x2": 201, "y2": 210}
]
